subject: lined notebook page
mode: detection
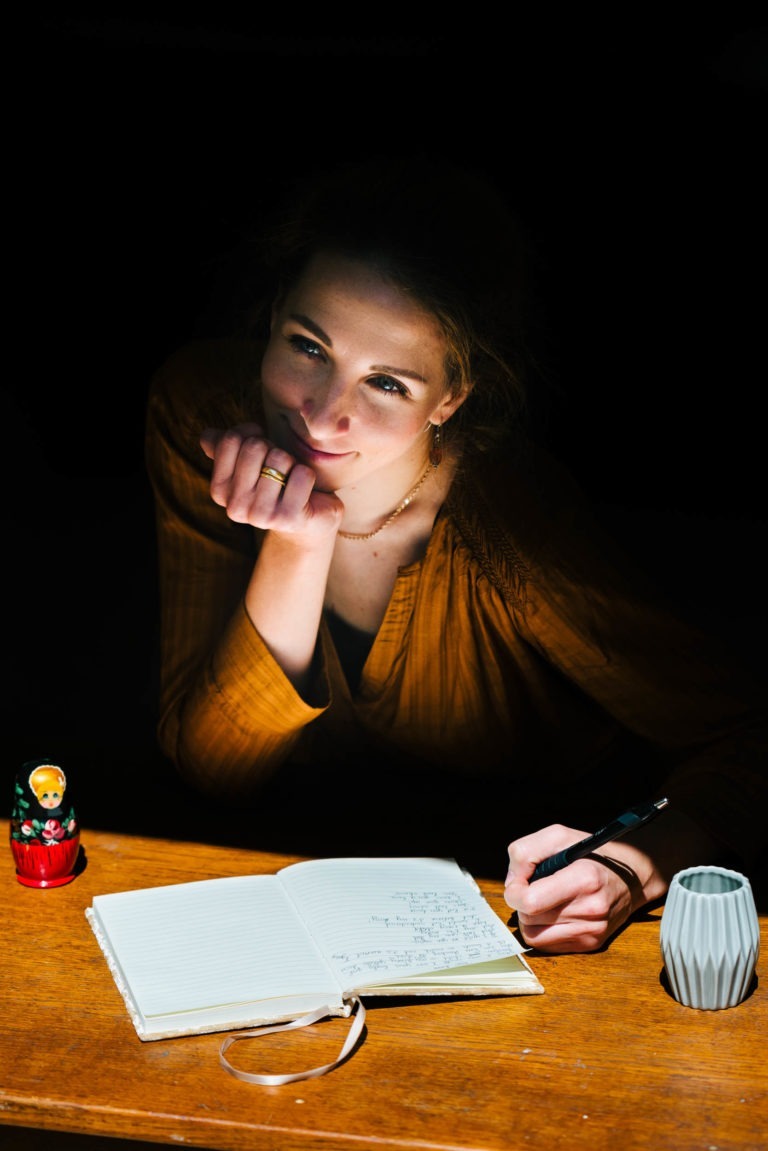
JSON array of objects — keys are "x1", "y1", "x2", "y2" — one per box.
[
  {"x1": 278, "y1": 857, "x2": 523, "y2": 987},
  {"x1": 90, "y1": 875, "x2": 340, "y2": 1018}
]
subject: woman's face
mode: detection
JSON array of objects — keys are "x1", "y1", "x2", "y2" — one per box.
[{"x1": 260, "y1": 251, "x2": 465, "y2": 491}]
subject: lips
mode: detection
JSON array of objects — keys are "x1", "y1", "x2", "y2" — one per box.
[{"x1": 284, "y1": 420, "x2": 354, "y2": 463}]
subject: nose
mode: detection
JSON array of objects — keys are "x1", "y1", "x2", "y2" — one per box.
[{"x1": 300, "y1": 375, "x2": 353, "y2": 437}]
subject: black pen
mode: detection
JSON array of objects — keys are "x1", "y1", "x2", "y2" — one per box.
[{"x1": 530, "y1": 798, "x2": 670, "y2": 881}]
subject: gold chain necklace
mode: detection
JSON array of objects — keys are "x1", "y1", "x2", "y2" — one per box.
[{"x1": 337, "y1": 461, "x2": 439, "y2": 541}]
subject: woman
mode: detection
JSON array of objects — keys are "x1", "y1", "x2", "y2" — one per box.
[{"x1": 145, "y1": 154, "x2": 766, "y2": 953}]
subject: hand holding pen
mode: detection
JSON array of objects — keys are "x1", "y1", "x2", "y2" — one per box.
[
  {"x1": 530, "y1": 798, "x2": 670, "y2": 881},
  {"x1": 504, "y1": 798, "x2": 671, "y2": 954}
]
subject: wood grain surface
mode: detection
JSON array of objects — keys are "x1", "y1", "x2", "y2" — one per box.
[{"x1": 1, "y1": 819, "x2": 765, "y2": 1151}]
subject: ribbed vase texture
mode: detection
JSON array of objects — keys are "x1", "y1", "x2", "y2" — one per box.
[{"x1": 660, "y1": 865, "x2": 760, "y2": 1010}]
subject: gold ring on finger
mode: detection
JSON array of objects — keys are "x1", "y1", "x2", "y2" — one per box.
[{"x1": 259, "y1": 465, "x2": 288, "y2": 487}]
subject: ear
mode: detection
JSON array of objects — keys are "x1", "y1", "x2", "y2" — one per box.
[{"x1": 429, "y1": 383, "x2": 471, "y2": 427}]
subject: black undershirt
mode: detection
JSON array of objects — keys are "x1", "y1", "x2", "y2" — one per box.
[{"x1": 325, "y1": 610, "x2": 374, "y2": 694}]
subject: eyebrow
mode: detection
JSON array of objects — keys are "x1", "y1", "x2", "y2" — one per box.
[
  {"x1": 289, "y1": 313, "x2": 428, "y2": 384},
  {"x1": 289, "y1": 313, "x2": 331, "y2": 345}
]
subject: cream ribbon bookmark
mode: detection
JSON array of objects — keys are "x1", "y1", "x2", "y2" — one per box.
[{"x1": 219, "y1": 997, "x2": 367, "y2": 1084}]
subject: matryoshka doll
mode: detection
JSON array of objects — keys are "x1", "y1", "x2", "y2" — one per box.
[{"x1": 10, "y1": 759, "x2": 80, "y2": 887}]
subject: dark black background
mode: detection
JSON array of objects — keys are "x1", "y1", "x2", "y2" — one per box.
[{"x1": 7, "y1": 17, "x2": 766, "y2": 833}]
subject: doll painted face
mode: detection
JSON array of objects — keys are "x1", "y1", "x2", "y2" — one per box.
[{"x1": 28, "y1": 764, "x2": 67, "y2": 809}]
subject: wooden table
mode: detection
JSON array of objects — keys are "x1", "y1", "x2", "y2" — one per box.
[{"x1": 1, "y1": 820, "x2": 765, "y2": 1151}]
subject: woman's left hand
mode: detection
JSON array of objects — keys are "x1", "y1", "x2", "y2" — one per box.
[
  {"x1": 505, "y1": 807, "x2": 720, "y2": 953},
  {"x1": 504, "y1": 823, "x2": 649, "y2": 953}
]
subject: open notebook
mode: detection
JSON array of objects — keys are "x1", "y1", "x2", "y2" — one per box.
[{"x1": 86, "y1": 855, "x2": 543, "y2": 1043}]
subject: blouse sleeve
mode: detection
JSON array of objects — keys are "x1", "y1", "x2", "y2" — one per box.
[
  {"x1": 144, "y1": 339, "x2": 329, "y2": 796},
  {"x1": 521, "y1": 557, "x2": 767, "y2": 869},
  {"x1": 459, "y1": 444, "x2": 768, "y2": 872}
]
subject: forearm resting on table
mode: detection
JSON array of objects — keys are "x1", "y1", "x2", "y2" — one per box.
[{"x1": 597, "y1": 808, "x2": 728, "y2": 902}]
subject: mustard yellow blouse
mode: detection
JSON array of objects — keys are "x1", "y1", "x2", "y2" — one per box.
[{"x1": 145, "y1": 339, "x2": 767, "y2": 870}]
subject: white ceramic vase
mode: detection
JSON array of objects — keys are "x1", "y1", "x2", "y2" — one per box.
[{"x1": 660, "y1": 865, "x2": 760, "y2": 1010}]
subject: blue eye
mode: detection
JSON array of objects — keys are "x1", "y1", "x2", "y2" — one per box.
[
  {"x1": 369, "y1": 375, "x2": 409, "y2": 398},
  {"x1": 288, "y1": 334, "x2": 325, "y2": 359}
]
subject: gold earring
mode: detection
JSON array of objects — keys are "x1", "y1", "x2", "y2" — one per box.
[{"x1": 430, "y1": 422, "x2": 443, "y2": 467}]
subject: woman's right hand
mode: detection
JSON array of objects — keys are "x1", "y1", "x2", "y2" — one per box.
[{"x1": 201, "y1": 424, "x2": 344, "y2": 541}]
